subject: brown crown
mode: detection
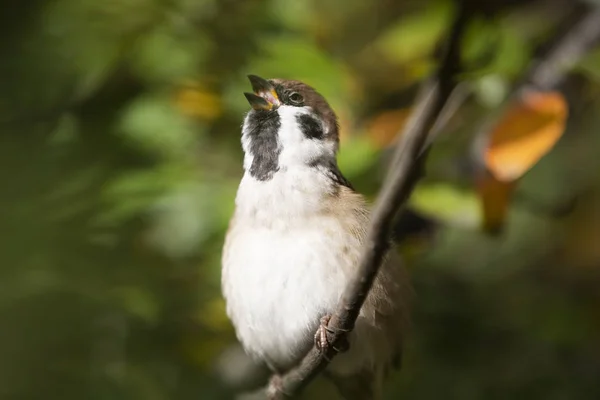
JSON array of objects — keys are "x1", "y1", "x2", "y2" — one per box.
[{"x1": 270, "y1": 79, "x2": 340, "y2": 147}]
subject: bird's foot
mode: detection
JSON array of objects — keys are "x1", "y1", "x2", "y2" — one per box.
[{"x1": 314, "y1": 315, "x2": 350, "y2": 360}]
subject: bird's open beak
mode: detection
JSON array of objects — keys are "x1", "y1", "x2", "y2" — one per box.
[{"x1": 244, "y1": 75, "x2": 280, "y2": 111}]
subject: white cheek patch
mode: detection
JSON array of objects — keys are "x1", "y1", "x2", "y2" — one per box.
[{"x1": 276, "y1": 106, "x2": 336, "y2": 168}]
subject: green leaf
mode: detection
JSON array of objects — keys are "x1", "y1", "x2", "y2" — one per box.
[
  {"x1": 117, "y1": 93, "x2": 199, "y2": 160},
  {"x1": 409, "y1": 183, "x2": 480, "y2": 228},
  {"x1": 129, "y1": 22, "x2": 210, "y2": 85},
  {"x1": 373, "y1": 0, "x2": 452, "y2": 64},
  {"x1": 337, "y1": 137, "x2": 379, "y2": 179},
  {"x1": 98, "y1": 164, "x2": 189, "y2": 225}
]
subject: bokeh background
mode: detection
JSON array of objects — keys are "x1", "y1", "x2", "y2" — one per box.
[{"x1": 1, "y1": 0, "x2": 600, "y2": 399}]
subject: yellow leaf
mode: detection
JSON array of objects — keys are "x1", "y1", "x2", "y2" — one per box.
[
  {"x1": 485, "y1": 90, "x2": 568, "y2": 182},
  {"x1": 365, "y1": 108, "x2": 412, "y2": 148},
  {"x1": 174, "y1": 83, "x2": 222, "y2": 121},
  {"x1": 337, "y1": 110, "x2": 353, "y2": 143},
  {"x1": 477, "y1": 172, "x2": 516, "y2": 234}
]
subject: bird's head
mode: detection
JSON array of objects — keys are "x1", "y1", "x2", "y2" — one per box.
[{"x1": 241, "y1": 75, "x2": 340, "y2": 181}]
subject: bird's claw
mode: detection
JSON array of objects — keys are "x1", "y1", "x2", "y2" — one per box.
[
  {"x1": 314, "y1": 315, "x2": 330, "y2": 351},
  {"x1": 314, "y1": 315, "x2": 350, "y2": 359}
]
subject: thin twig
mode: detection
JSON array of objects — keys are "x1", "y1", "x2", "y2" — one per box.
[{"x1": 265, "y1": 2, "x2": 471, "y2": 398}]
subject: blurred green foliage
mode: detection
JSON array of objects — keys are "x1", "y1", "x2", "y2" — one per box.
[{"x1": 1, "y1": 0, "x2": 600, "y2": 399}]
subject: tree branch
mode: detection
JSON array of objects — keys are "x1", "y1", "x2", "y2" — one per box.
[
  {"x1": 265, "y1": 2, "x2": 471, "y2": 398},
  {"x1": 258, "y1": 4, "x2": 600, "y2": 398}
]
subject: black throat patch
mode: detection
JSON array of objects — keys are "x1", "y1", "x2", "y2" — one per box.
[{"x1": 245, "y1": 110, "x2": 281, "y2": 181}]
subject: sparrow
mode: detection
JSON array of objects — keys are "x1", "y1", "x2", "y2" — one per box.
[{"x1": 221, "y1": 75, "x2": 411, "y2": 399}]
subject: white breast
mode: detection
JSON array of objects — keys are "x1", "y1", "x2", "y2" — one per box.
[{"x1": 221, "y1": 167, "x2": 367, "y2": 371}]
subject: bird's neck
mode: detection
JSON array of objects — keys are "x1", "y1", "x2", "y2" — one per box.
[{"x1": 234, "y1": 164, "x2": 348, "y2": 227}]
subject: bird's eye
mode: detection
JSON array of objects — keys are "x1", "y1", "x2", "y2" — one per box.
[{"x1": 288, "y1": 92, "x2": 304, "y2": 105}]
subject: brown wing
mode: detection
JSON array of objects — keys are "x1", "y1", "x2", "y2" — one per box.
[
  {"x1": 321, "y1": 186, "x2": 412, "y2": 400},
  {"x1": 333, "y1": 186, "x2": 413, "y2": 374}
]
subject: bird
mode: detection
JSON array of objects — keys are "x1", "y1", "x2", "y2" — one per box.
[{"x1": 221, "y1": 75, "x2": 412, "y2": 399}]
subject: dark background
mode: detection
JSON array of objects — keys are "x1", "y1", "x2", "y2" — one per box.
[{"x1": 1, "y1": 0, "x2": 599, "y2": 399}]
